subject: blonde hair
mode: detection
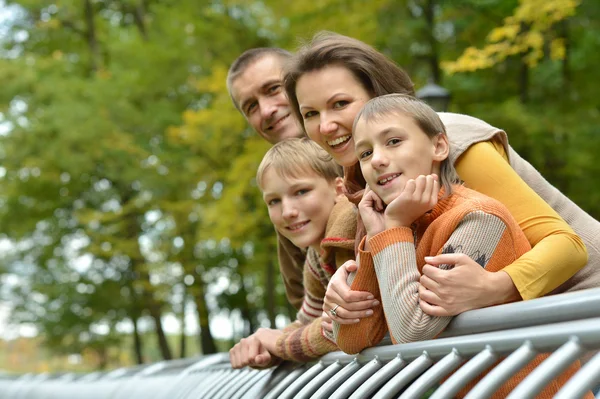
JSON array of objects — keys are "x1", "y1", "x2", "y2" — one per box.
[
  {"x1": 354, "y1": 94, "x2": 460, "y2": 195},
  {"x1": 256, "y1": 138, "x2": 343, "y2": 189}
]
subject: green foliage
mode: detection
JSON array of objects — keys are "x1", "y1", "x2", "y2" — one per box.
[{"x1": 0, "y1": 0, "x2": 598, "y2": 371}]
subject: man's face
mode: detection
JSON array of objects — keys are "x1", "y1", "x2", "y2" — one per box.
[{"x1": 230, "y1": 55, "x2": 303, "y2": 144}]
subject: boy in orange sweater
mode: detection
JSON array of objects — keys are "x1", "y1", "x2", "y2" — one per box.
[
  {"x1": 329, "y1": 94, "x2": 591, "y2": 398},
  {"x1": 229, "y1": 138, "x2": 356, "y2": 368}
]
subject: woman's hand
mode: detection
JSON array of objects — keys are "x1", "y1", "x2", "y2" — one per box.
[
  {"x1": 358, "y1": 184, "x2": 386, "y2": 240},
  {"x1": 418, "y1": 253, "x2": 521, "y2": 316},
  {"x1": 324, "y1": 260, "x2": 380, "y2": 324},
  {"x1": 385, "y1": 174, "x2": 439, "y2": 229},
  {"x1": 229, "y1": 328, "x2": 282, "y2": 369}
]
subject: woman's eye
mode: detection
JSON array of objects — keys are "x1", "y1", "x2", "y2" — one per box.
[
  {"x1": 387, "y1": 138, "x2": 401, "y2": 145},
  {"x1": 333, "y1": 100, "x2": 349, "y2": 109},
  {"x1": 267, "y1": 198, "x2": 280, "y2": 206},
  {"x1": 359, "y1": 150, "x2": 372, "y2": 160},
  {"x1": 303, "y1": 111, "x2": 317, "y2": 119}
]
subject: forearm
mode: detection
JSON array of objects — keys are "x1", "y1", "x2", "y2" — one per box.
[
  {"x1": 456, "y1": 141, "x2": 587, "y2": 300},
  {"x1": 334, "y1": 246, "x2": 387, "y2": 354},
  {"x1": 275, "y1": 317, "x2": 338, "y2": 362},
  {"x1": 370, "y1": 228, "x2": 452, "y2": 343}
]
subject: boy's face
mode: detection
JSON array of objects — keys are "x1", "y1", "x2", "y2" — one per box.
[
  {"x1": 354, "y1": 113, "x2": 446, "y2": 205},
  {"x1": 261, "y1": 168, "x2": 341, "y2": 251},
  {"x1": 230, "y1": 55, "x2": 302, "y2": 144}
]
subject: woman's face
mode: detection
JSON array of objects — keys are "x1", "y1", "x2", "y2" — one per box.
[{"x1": 295, "y1": 65, "x2": 372, "y2": 167}]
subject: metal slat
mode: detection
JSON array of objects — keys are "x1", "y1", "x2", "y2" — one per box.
[
  {"x1": 263, "y1": 366, "x2": 307, "y2": 399},
  {"x1": 236, "y1": 368, "x2": 276, "y2": 399},
  {"x1": 214, "y1": 369, "x2": 259, "y2": 399},
  {"x1": 196, "y1": 369, "x2": 238, "y2": 398},
  {"x1": 229, "y1": 369, "x2": 272, "y2": 399},
  {"x1": 348, "y1": 355, "x2": 407, "y2": 399},
  {"x1": 399, "y1": 349, "x2": 463, "y2": 398},
  {"x1": 277, "y1": 362, "x2": 325, "y2": 399},
  {"x1": 554, "y1": 350, "x2": 600, "y2": 399},
  {"x1": 309, "y1": 359, "x2": 361, "y2": 399},
  {"x1": 506, "y1": 338, "x2": 584, "y2": 399},
  {"x1": 430, "y1": 346, "x2": 498, "y2": 399},
  {"x1": 372, "y1": 352, "x2": 434, "y2": 399},
  {"x1": 294, "y1": 361, "x2": 343, "y2": 399},
  {"x1": 465, "y1": 341, "x2": 537, "y2": 399},
  {"x1": 329, "y1": 357, "x2": 382, "y2": 399}
]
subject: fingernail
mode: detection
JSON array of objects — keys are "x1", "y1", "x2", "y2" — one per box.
[
  {"x1": 353, "y1": 319, "x2": 360, "y2": 324},
  {"x1": 367, "y1": 295, "x2": 374, "y2": 300},
  {"x1": 366, "y1": 310, "x2": 373, "y2": 316},
  {"x1": 373, "y1": 300, "x2": 380, "y2": 306},
  {"x1": 424, "y1": 256, "x2": 433, "y2": 261}
]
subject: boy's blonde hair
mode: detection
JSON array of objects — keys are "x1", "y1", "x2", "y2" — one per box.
[
  {"x1": 257, "y1": 138, "x2": 343, "y2": 190},
  {"x1": 353, "y1": 94, "x2": 460, "y2": 195}
]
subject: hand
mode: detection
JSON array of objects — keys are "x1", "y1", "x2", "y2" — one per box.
[
  {"x1": 418, "y1": 253, "x2": 521, "y2": 316},
  {"x1": 358, "y1": 184, "x2": 386, "y2": 240},
  {"x1": 385, "y1": 174, "x2": 439, "y2": 229},
  {"x1": 324, "y1": 260, "x2": 380, "y2": 324},
  {"x1": 321, "y1": 311, "x2": 333, "y2": 332},
  {"x1": 229, "y1": 328, "x2": 283, "y2": 369}
]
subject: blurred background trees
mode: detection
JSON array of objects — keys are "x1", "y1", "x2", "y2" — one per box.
[{"x1": 0, "y1": 0, "x2": 598, "y2": 372}]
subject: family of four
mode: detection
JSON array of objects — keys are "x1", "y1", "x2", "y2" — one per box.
[{"x1": 225, "y1": 32, "x2": 600, "y2": 398}]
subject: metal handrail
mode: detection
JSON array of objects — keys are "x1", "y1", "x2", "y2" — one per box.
[{"x1": 2, "y1": 288, "x2": 600, "y2": 398}]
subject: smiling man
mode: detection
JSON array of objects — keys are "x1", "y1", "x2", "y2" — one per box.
[
  {"x1": 227, "y1": 48, "x2": 308, "y2": 313},
  {"x1": 227, "y1": 48, "x2": 303, "y2": 144}
]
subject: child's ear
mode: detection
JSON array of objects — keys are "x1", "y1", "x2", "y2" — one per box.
[
  {"x1": 432, "y1": 133, "x2": 450, "y2": 162},
  {"x1": 334, "y1": 177, "x2": 345, "y2": 198}
]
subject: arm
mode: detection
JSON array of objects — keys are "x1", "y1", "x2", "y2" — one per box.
[
  {"x1": 456, "y1": 140, "x2": 587, "y2": 300},
  {"x1": 274, "y1": 249, "x2": 338, "y2": 362},
  {"x1": 333, "y1": 244, "x2": 388, "y2": 354},
  {"x1": 371, "y1": 211, "x2": 518, "y2": 343}
]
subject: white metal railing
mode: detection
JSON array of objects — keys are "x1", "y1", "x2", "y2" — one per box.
[{"x1": 2, "y1": 288, "x2": 600, "y2": 398}]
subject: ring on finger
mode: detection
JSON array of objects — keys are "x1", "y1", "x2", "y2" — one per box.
[{"x1": 330, "y1": 304, "x2": 341, "y2": 317}]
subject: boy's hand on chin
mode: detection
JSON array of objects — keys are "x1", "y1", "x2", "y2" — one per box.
[
  {"x1": 385, "y1": 174, "x2": 439, "y2": 228},
  {"x1": 359, "y1": 184, "x2": 386, "y2": 240}
]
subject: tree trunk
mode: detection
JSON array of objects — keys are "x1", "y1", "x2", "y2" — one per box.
[
  {"x1": 147, "y1": 300, "x2": 173, "y2": 360},
  {"x1": 132, "y1": 0, "x2": 149, "y2": 41},
  {"x1": 424, "y1": 0, "x2": 441, "y2": 84},
  {"x1": 83, "y1": 0, "x2": 100, "y2": 72},
  {"x1": 193, "y1": 283, "x2": 217, "y2": 354},
  {"x1": 560, "y1": 20, "x2": 570, "y2": 90},
  {"x1": 132, "y1": 312, "x2": 144, "y2": 364},
  {"x1": 519, "y1": 59, "x2": 529, "y2": 103},
  {"x1": 179, "y1": 288, "x2": 187, "y2": 358},
  {"x1": 266, "y1": 259, "x2": 276, "y2": 328},
  {"x1": 238, "y1": 281, "x2": 256, "y2": 336}
]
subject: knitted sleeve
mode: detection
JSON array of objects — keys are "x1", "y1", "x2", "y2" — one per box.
[
  {"x1": 369, "y1": 211, "x2": 516, "y2": 344},
  {"x1": 456, "y1": 140, "x2": 587, "y2": 300},
  {"x1": 274, "y1": 249, "x2": 338, "y2": 362},
  {"x1": 333, "y1": 242, "x2": 388, "y2": 354}
]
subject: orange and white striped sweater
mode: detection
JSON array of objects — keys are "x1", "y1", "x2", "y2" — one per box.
[{"x1": 334, "y1": 185, "x2": 592, "y2": 398}]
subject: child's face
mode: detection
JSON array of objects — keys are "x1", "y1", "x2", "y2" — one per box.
[
  {"x1": 354, "y1": 113, "x2": 447, "y2": 205},
  {"x1": 261, "y1": 168, "x2": 341, "y2": 251}
]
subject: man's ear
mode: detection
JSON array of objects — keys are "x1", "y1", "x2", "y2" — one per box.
[
  {"x1": 432, "y1": 133, "x2": 450, "y2": 162},
  {"x1": 334, "y1": 177, "x2": 345, "y2": 199}
]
